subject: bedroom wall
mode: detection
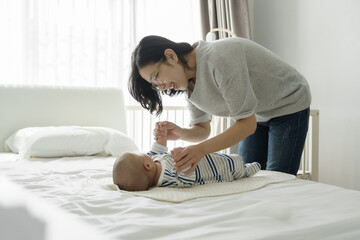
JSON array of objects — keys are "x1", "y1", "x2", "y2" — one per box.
[{"x1": 248, "y1": 0, "x2": 360, "y2": 191}]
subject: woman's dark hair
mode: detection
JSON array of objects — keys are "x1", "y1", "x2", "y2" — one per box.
[{"x1": 128, "y1": 35, "x2": 195, "y2": 116}]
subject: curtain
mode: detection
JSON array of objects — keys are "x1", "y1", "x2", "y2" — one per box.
[
  {"x1": 200, "y1": 0, "x2": 251, "y2": 153},
  {"x1": 200, "y1": 0, "x2": 251, "y2": 40},
  {"x1": 0, "y1": 0, "x2": 135, "y2": 88}
]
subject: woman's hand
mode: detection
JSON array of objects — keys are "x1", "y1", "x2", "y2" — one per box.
[
  {"x1": 154, "y1": 121, "x2": 182, "y2": 141},
  {"x1": 172, "y1": 145, "x2": 206, "y2": 175}
]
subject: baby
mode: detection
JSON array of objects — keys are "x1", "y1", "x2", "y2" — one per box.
[{"x1": 113, "y1": 135, "x2": 260, "y2": 191}]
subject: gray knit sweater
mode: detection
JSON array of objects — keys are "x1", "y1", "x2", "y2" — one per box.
[{"x1": 187, "y1": 37, "x2": 311, "y2": 124}]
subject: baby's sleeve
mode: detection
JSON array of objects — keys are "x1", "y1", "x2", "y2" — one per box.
[{"x1": 147, "y1": 142, "x2": 169, "y2": 155}]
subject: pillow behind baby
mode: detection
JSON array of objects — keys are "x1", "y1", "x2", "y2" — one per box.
[{"x1": 4, "y1": 126, "x2": 139, "y2": 159}]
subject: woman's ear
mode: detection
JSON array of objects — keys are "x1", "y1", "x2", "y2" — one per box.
[{"x1": 164, "y1": 48, "x2": 178, "y2": 63}]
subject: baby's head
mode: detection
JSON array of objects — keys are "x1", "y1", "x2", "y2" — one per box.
[{"x1": 113, "y1": 152, "x2": 156, "y2": 191}]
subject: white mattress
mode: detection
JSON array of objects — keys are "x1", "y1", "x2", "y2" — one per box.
[{"x1": 1, "y1": 153, "x2": 360, "y2": 240}]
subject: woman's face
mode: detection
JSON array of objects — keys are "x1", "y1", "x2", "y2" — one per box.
[{"x1": 138, "y1": 49, "x2": 189, "y2": 91}]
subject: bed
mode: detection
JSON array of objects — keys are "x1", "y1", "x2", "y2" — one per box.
[{"x1": 1, "y1": 84, "x2": 360, "y2": 240}]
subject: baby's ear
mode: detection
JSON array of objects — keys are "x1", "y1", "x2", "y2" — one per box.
[{"x1": 143, "y1": 159, "x2": 153, "y2": 171}]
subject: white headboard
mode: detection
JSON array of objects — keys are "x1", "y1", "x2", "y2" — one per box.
[{"x1": 0, "y1": 84, "x2": 127, "y2": 152}]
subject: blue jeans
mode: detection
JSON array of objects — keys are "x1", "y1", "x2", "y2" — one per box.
[{"x1": 238, "y1": 108, "x2": 310, "y2": 175}]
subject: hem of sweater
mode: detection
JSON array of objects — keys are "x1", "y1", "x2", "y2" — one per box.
[
  {"x1": 257, "y1": 105, "x2": 311, "y2": 123},
  {"x1": 189, "y1": 114, "x2": 212, "y2": 126}
]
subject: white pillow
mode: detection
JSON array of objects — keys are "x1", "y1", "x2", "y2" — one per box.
[{"x1": 4, "y1": 126, "x2": 139, "y2": 159}]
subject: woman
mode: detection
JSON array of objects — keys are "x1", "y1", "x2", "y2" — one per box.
[{"x1": 129, "y1": 35, "x2": 311, "y2": 176}]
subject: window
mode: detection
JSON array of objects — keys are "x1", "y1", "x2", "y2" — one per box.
[
  {"x1": 128, "y1": 0, "x2": 202, "y2": 106},
  {"x1": 0, "y1": 0, "x2": 202, "y2": 100}
]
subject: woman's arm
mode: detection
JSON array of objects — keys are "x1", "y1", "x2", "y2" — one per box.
[
  {"x1": 180, "y1": 121, "x2": 211, "y2": 142},
  {"x1": 198, "y1": 114, "x2": 256, "y2": 154},
  {"x1": 173, "y1": 114, "x2": 257, "y2": 174},
  {"x1": 154, "y1": 121, "x2": 211, "y2": 143}
]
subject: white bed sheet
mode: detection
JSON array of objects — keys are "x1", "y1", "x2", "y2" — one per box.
[{"x1": 1, "y1": 154, "x2": 360, "y2": 240}]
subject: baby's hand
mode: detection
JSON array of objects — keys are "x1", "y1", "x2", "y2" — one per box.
[
  {"x1": 154, "y1": 121, "x2": 182, "y2": 141},
  {"x1": 171, "y1": 147, "x2": 185, "y2": 159},
  {"x1": 154, "y1": 122, "x2": 168, "y2": 146},
  {"x1": 154, "y1": 122, "x2": 168, "y2": 141}
]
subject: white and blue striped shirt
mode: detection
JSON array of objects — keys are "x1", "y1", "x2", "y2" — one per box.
[{"x1": 147, "y1": 143, "x2": 260, "y2": 188}]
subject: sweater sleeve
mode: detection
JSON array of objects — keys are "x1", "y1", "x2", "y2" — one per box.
[
  {"x1": 187, "y1": 99, "x2": 212, "y2": 126},
  {"x1": 215, "y1": 63, "x2": 258, "y2": 121}
]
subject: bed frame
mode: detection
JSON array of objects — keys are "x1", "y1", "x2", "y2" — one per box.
[{"x1": 0, "y1": 84, "x2": 127, "y2": 153}]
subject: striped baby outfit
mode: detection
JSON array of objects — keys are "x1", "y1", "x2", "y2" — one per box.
[{"x1": 147, "y1": 143, "x2": 260, "y2": 188}]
